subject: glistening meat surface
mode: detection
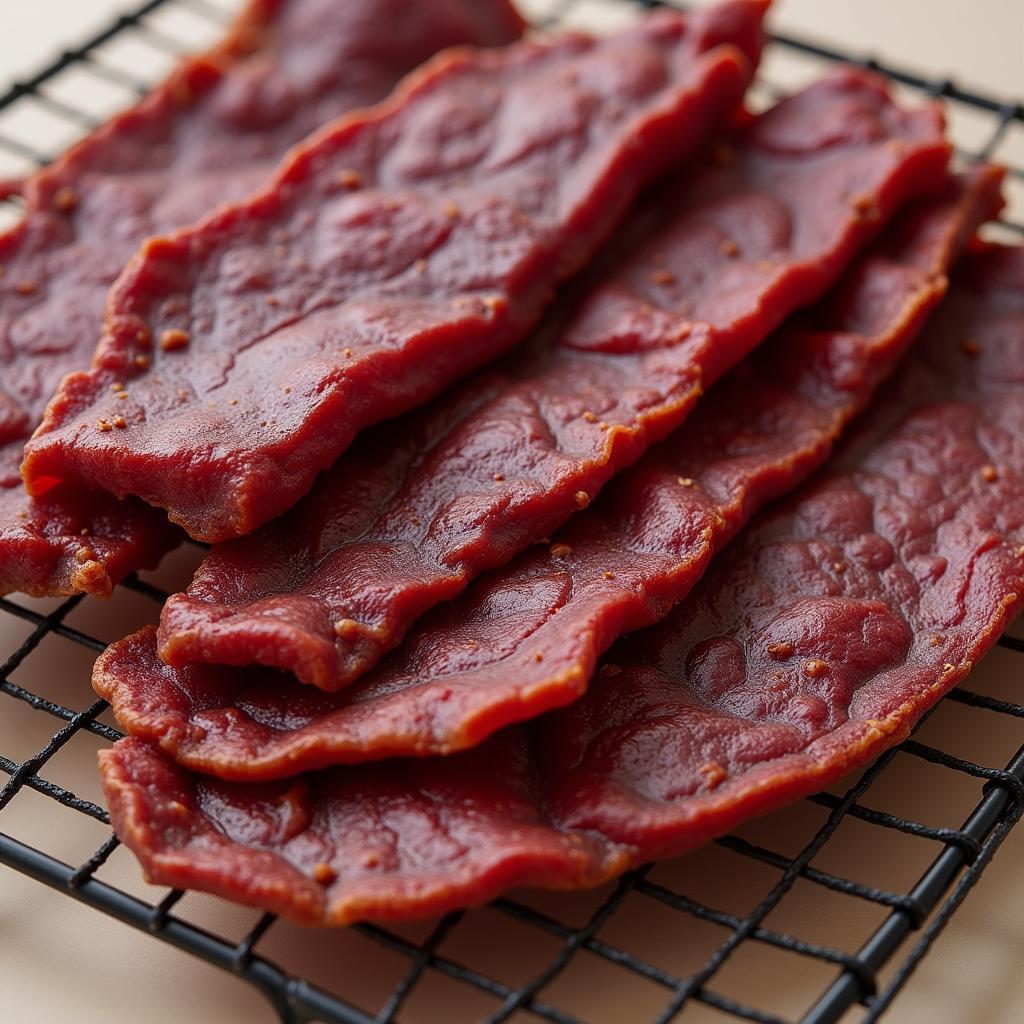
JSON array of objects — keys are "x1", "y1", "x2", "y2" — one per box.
[
  {"x1": 23, "y1": 3, "x2": 768, "y2": 542},
  {"x1": 99, "y1": 242, "x2": 1024, "y2": 925},
  {"x1": 0, "y1": 0, "x2": 525, "y2": 596},
  {"x1": 94, "y1": 169, "x2": 1001, "y2": 779},
  {"x1": 156, "y1": 70, "x2": 953, "y2": 690}
]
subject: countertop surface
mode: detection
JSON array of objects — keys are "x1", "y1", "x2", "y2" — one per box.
[{"x1": 0, "y1": 2, "x2": 1021, "y2": 1022}]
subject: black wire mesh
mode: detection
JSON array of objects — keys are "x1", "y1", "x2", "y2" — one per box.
[{"x1": 0, "y1": 1, "x2": 1022, "y2": 1022}]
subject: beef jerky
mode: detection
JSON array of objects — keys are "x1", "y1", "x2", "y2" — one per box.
[
  {"x1": 157, "y1": 70, "x2": 952, "y2": 689},
  {"x1": 99, "y1": 242, "x2": 1024, "y2": 925}
]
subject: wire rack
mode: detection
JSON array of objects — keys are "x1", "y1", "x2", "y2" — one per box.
[{"x1": 0, "y1": 1, "x2": 1022, "y2": 1022}]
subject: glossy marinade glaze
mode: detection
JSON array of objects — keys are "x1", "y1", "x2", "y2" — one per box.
[
  {"x1": 93, "y1": 168, "x2": 1001, "y2": 779},
  {"x1": 0, "y1": 0, "x2": 526, "y2": 596},
  {"x1": 156, "y1": 69, "x2": 952, "y2": 690},
  {"x1": 99, "y1": 241, "x2": 1024, "y2": 925},
  {"x1": 23, "y1": 3, "x2": 768, "y2": 543}
]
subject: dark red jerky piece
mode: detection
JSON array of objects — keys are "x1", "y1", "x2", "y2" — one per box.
[
  {"x1": 545, "y1": 243, "x2": 1024, "y2": 851},
  {"x1": 22, "y1": 4, "x2": 768, "y2": 543},
  {"x1": 0, "y1": 0, "x2": 525, "y2": 597},
  {"x1": 0, "y1": 486, "x2": 179, "y2": 599},
  {"x1": 93, "y1": 168, "x2": 1003, "y2": 779},
  {"x1": 99, "y1": 243, "x2": 1024, "y2": 925},
  {"x1": 157, "y1": 70, "x2": 952, "y2": 689}
]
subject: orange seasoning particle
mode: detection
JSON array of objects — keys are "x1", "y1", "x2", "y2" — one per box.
[
  {"x1": 574, "y1": 490, "x2": 590, "y2": 509},
  {"x1": 550, "y1": 543, "x2": 573, "y2": 559},
  {"x1": 698, "y1": 761, "x2": 727, "y2": 789},
  {"x1": 766, "y1": 641, "x2": 794, "y2": 659},
  {"x1": 159, "y1": 328, "x2": 190, "y2": 352},
  {"x1": 334, "y1": 618, "x2": 359, "y2": 640},
  {"x1": 15, "y1": 280, "x2": 37, "y2": 295},
  {"x1": 54, "y1": 186, "x2": 78, "y2": 213},
  {"x1": 335, "y1": 168, "x2": 362, "y2": 190},
  {"x1": 311, "y1": 862, "x2": 337, "y2": 885},
  {"x1": 850, "y1": 193, "x2": 880, "y2": 222},
  {"x1": 720, "y1": 239, "x2": 740, "y2": 257},
  {"x1": 981, "y1": 464, "x2": 999, "y2": 482}
]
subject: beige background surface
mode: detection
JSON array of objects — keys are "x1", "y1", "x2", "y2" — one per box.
[{"x1": 0, "y1": 2, "x2": 1022, "y2": 1022}]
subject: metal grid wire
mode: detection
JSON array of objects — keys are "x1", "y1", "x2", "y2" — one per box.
[{"x1": 0, "y1": 1, "x2": 1022, "y2": 1022}]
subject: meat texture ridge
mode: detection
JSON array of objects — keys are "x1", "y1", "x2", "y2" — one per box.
[
  {"x1": 0, "y1": 0, "x2": 526, "y2": 596},
  {"x1": 99, "y1": 241, "x2": 1024, "y2": 925},
  {"x1": 93, "y1": 166, "x2": 1003, "y2": 780},
  {"x1": 156, "y1": 68, "x2": 953, "y2": 690},
  {"x1": 22, "y1": 3, "x2": 770, "y2": 543}
]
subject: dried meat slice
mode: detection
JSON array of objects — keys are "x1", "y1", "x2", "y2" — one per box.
[
  {"x1": 0, "y1": 0, "x2": 525, "y2": 596},
  {"x1": 156, "y1": 70, "x2": 954, "y2": 690},
  {"x1": 23, "y1": 3, "x2": 770, "y2": 542},
  {"x1": 94, "y1": 168, "x2": 1002, "y2": 779},
  {"x1": 99, "y1": 241, "x2": 1024, "y2": 925}
]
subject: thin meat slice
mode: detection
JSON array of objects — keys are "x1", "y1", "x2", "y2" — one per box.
[
  {"x1": 155, "y1": 71, "x2": 954, "y2": 690},
  {"x1": 0, "y1": 0, "x2": 525, "y2": 596},
  {"x1": 94, "y1": 167, "x2": 1002, "y2": 780},
  {"x1": 23, "y1": 4, "x2": 768, "y2": 544},
  {"x1": 99, "y1": 242, "x2": 1024, "y2": 925}
]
